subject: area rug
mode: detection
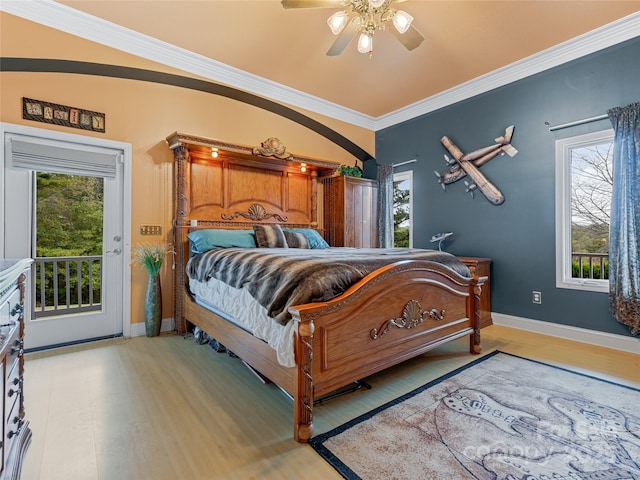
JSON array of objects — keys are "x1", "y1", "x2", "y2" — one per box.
[{"x1": 310, "y1": 351, "x2": 640, "y2": 480}]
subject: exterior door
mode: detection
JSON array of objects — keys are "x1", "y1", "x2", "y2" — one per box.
[{"x1": 1, "y1": 123, "x2": 129, "y2": 350}]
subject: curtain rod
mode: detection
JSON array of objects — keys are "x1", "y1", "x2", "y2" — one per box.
[
  {"x1": 392, "y1": 159, "x2": 417, "y2": 168},
  {"x1": 547, "y1": 114, "x2": 609, "y2": 132}
]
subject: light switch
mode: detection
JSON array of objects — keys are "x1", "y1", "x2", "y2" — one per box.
[{"x1": 140, "y1": 225, "x2": 162, "y2": 236}]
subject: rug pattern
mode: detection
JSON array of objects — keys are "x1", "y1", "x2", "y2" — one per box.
[{"x1": 310, "y1": 351, "x2": 640, "y2": 480}]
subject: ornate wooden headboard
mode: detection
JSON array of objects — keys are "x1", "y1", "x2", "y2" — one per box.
[{"x1": 165, "y1": 132, "x2": 337, "y2": 333}]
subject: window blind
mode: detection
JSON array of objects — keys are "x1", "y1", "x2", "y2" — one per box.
[{"x1": 7, "y1": 134, "x2": 120, "y2": 179}]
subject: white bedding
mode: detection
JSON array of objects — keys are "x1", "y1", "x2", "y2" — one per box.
[{"x1": 189, "y1": 277, "x2": 297, "y2": 367}]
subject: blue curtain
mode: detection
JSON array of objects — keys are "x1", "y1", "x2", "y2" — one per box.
[
  {"x1": 377, "y1": 165, "x2": 393, "y2": 248},
  {"x1": 607, "y1": 102, "x2": 640, "y2": 335}
]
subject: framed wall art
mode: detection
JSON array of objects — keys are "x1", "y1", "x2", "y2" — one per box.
[{"x1": 22, "y1": 97, "x2": 106, "y2": 133}]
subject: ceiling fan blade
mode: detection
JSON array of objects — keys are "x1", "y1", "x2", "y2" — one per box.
[
  {"x1": 326, "y1": 20, "x2": 359, "y2": 56},
  {"x1": 390, "y1": 24, "x2": 424, "y2": 51},
  {"x1": 281, "y1": 0, "x2": 344, "y2": 8}
]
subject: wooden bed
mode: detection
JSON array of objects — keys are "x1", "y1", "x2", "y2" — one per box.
[{"x1": 166, "y1": 132, "x2": 486, "y2": 443}]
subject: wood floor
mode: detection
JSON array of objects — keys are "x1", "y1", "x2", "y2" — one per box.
[{"x1": 21, "y1": 325, "x2": 640, "y2": 480}]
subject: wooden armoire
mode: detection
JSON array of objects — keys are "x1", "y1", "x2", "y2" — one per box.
[{"x1": 322, "y1": 176, "x2": 379, "y2": 248}]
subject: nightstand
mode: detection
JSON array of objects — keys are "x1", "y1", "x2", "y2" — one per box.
[{"x1": 458, "y1": 257, "x2": 492, "y2": 329}]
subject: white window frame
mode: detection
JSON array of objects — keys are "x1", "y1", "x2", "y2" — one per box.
[
  {"x1": 393, "y1": 170, "x2": 413, "y2": 248},
  {"x1": 555, "y1": 129, "x2": 613, "y2": 293}
]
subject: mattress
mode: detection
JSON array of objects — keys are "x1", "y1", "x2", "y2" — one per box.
[{"x1": 189, "y1": 276, "x2": 297, "y2": 367}]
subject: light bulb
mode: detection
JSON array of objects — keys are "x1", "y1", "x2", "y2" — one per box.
[
  {"x1": 357, "y1": 33, "x2": 373, "y2": 54},
  {"x1": 327, "y1": 11, "x2": 349, "y2": 35},
  {"x1": 392, "y1": 10, "x2": 413, "y2": 34},
  {"x1": 300, "y1": 163, "x2": 307, "y2": 172},
  {"x1": 368, "y1": 0, "x2": 386, "y2": 8},
  {"x1": 211, "y1": 149, "x2": 218, "y2": 158}
]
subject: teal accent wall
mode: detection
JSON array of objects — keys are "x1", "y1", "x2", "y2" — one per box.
[{"x1": 374, "y1": 37, "x2": 640, "y2": 337}]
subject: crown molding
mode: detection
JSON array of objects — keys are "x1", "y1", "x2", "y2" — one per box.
[
  {"x1": 2, "y1": 1, "x2": 639, "y2": 132},
  {"x1": 376, "y1": 11, "x2": 640, "y2": 131},
  {"x1": 1, "y1": 0, "x2": 376, "y2": 130}
]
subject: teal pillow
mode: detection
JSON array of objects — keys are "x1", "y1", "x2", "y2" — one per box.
[
  {"x1": 284, "y1": 228, "x2": 330, "y2": 249},
  {"x1": 187, "y1": 229, "x2": 257, "y2": 253}
]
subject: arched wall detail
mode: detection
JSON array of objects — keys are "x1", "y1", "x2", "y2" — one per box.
[{"x1": 0, "y1": 58, "x2": 375, "y2": 163}]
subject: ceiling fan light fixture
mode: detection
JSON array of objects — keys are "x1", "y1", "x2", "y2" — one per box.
[
  {"x1": 392, "y1": 10, "x2": 413, "y2": 34},
  {"x1": 281, "y1": 0, "x2": 424, "y2": 56},
  {"x1": 368, "y1": 0, "x2": 386, "y2": 8},
  {"x1": 327, "y1": 11, "x2": 349, "y2": 35},
  {"x1": 357, "y1": 32, "x2": 373, "y2": 54}
]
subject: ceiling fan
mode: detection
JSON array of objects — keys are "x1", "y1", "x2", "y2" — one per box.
[{"x1": 281, "y1": 0, "x2": 424, "y2": 57}]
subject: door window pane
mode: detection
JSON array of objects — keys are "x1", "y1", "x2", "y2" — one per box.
[{"x1": 35, "y1": 172, "x2": 104, "y2": 316}]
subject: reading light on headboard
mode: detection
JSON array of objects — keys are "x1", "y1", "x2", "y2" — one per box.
[
  {"x1": 211, "y1": 148, "x2": 218, "y2": 158},
  {"x1": 300, "y1": 163, "x2": 307, "y2": 172}
]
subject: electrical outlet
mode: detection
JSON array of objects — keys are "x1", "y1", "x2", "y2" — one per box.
[
  {"x1": 532, "y1": 291, "x2": 542, "y2": 304},
  {"x1": 140, "y1": 225, "x2": 162, "y2": 236}
]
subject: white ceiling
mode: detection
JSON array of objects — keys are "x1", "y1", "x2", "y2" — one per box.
[{"x1": 3, "y1": 1, "x2": 640, "y2": 130}]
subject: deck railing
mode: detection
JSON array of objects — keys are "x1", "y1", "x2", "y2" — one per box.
[
  {"x1": 34, "y1": 256, "x2": 103, "y2": 318},
  {"x1": 572, "y1": 252, "x2": 609, "y2": 280}
]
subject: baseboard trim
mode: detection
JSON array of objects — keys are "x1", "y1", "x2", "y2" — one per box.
[
  {"x1": 130, "y1": 318, "x2": 175, "y2": 337},
  {"x1": 127, "y1": 314, "x2": 640, "y2": 355},
  {"x1": 24, "y1": 333, "x2": 124, "y2": 354},
  {"x1": 492, "y1": 313, "x2": 640, "y2": 355}
]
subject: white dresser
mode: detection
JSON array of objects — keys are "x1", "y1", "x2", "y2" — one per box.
[{"x1": 0, "y1": 259, "x2": 32, "y2": 480}]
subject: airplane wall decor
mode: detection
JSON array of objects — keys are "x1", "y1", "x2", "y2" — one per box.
[
  {"x1": 434, "y1": 125, "x2": 518, "y2": 205},
  {"x1": 430, "y1": 232, "x2": 453, "y2": 251}
]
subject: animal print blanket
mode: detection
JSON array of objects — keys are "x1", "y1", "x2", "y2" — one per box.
[{"x1": 186, "y1": 247, "x2": 470, "y2": 325}]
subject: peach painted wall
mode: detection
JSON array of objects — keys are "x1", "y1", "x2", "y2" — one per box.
[{"x1": 1, "y1": 13, "x2": 375, "y2": 330}]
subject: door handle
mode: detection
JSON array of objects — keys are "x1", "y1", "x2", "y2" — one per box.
[{"x1": 106, "y1": 248, "x2": 122, "y2": 255}]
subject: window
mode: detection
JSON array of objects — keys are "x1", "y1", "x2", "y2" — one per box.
[
  {"x1": 393, "y1": 171, "x2": 413, "y2": 247},
  {"x1": 555, "y1": 130, "x2": 613, "y2": 292}
]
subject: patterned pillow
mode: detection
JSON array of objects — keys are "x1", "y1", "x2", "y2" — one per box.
[
  {"x1": 283, "y1": 228, "x2": 330, "y2": 249},
  {"x1": 283, "y1": 230, "x2": 309, "y2": 249},
  {"x1": 253, "y1": 224, "x2": 288, "y2": 248}
]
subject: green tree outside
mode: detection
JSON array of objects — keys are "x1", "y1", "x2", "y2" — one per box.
[
  {"x1": 393, "y1": 180, "x2": 410, "y2": 247},
  {"x1": 36, "y1": 172, "x2": 104, "y2": 256},
  {"x1": 36, "y1": 173, "x2": 104, "y2": 309}
]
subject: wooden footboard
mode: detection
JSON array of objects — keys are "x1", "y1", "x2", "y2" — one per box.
[
  {"x1": 182, "y1": 259, "x2": 484, "y2": 443},
  {"x1": 289, "y1": 259, "x2": 485, "y2": 442}
]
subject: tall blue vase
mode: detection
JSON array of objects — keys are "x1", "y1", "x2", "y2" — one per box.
[{"x1": 144, "y1": 274, "x2": 162, "y2": 337}]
